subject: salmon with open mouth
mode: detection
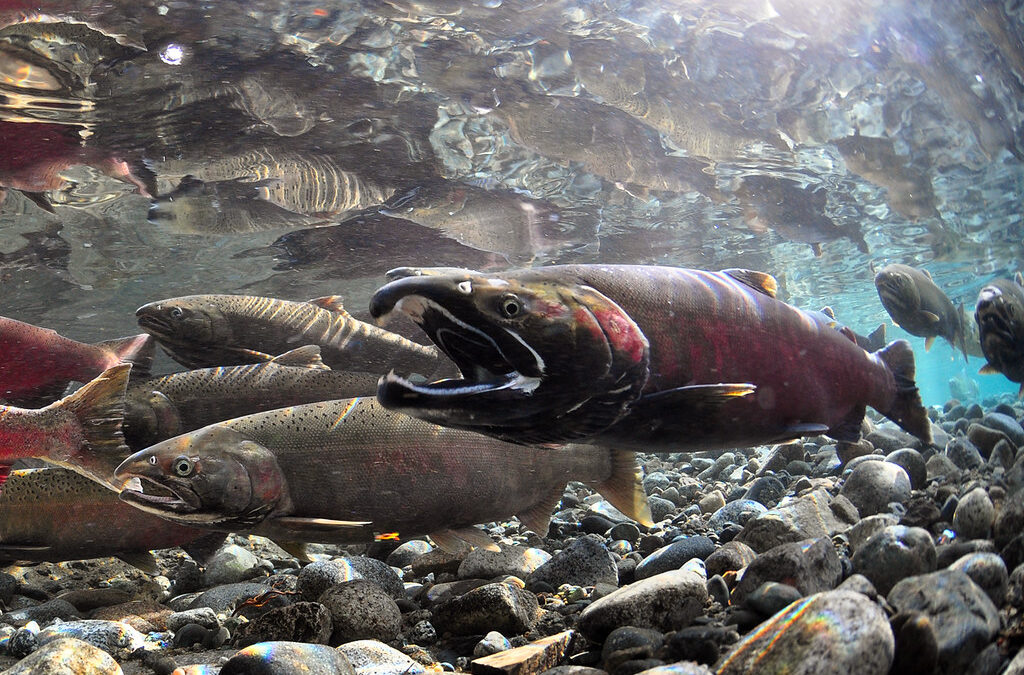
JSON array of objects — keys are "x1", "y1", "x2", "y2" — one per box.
[{"x1": 369, "y1": 264, "x2": 933, "y2": 451}]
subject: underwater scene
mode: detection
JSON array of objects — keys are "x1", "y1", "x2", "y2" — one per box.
[{"x1": 0, "y1": 0, "x2": 1023, "y2": 673}]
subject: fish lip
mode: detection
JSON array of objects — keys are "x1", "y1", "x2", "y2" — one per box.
[
  {"x1": 118, "y1": 475, "x2": 202, "y2": 514},
  {"x1": 136, "y1": 312, "x2": 174, "y2": 339}
]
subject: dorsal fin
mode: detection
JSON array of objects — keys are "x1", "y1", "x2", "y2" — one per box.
[
  {"x1": 515, "y1": 488, "x2": 563, "y2": 537},
  {"x1": 270, "y1": 346, "x2": 330, "y2": 370},
  {"x1": 922, "y1": 268, "x2": 933, "y2": 280},
  {"x1": 721, "y1": 269, "x2": 778, "y2": 298},
  {"x1": 820, "y1": 306, "x2": 836, "y2": 320},
  {"x1": 308, "y1": 296, "x2": 350, "y2": 315},
  {"x1": 1015, "y1": 272, "x2": 1023, "y2": 287}
]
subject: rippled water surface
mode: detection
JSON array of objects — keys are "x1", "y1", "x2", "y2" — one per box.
[{"x1": 2, "y1": 0, "x2": 1023, "y2": 403}]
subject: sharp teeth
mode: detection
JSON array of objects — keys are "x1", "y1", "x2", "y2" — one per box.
[{"x1": 120, "y1": 477, "x2": 142, "y2": 492}]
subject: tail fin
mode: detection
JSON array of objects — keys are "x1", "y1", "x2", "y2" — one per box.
[
  {"x1": 57, "y1": 364, "x2": 132, "y2": 476},
  {"x1": 97, "y1": 334, "x2": 155, "y2": 379},
  {"x1": 589, "y1": 449, "x2": 654, "y2": 527},
  {"x1": 875, "y1": 340, "x2": 933, "y2": 446}
]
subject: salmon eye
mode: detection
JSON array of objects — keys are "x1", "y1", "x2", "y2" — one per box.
[
  {"x1": 499, "y1": 294, "x2": 522, "y2": 318},
  {"x1": 172, "y1": 456, "x2": 194, "y2": 477},
  {"x1": 169, "y1": 307, "x2": 184, "y2": 319}
]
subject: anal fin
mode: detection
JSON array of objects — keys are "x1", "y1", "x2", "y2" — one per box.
[
  {"x1": 589, "y1": 449, "x2": 654, "y2": 527},
  {"x1": 115, "y1": 552, "x2": 159, "y2": 575},
  {"x1": 430, "y1": 527, "x2": 499, "y2": 553},
  {"x1": 827, "y1": 405, "x2": 865, "y2": 442},
  {"x1": 515, "y1": 489, "x2": 563, "y2": 537}
]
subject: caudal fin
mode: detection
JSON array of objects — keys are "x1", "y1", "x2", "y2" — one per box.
[
  {"x1": 97, "y1": 334, "x2": 155, "y2": 379},
  {"x1": 589, "y1": 449, "x2": 654, "y2": 527},
  {"x1": 58, "y1": 364, "x2": 132, "y2": 464},
  {"x1": 875, "y1": 340, "x2": 933, "y2": 446}
]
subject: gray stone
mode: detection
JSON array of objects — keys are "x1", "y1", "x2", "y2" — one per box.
[
  {"x1": 717, "y1": 590, "x2": 893, "y2": 674},
  {"x1": 187, "y1": 582, "x2": 278, "y2": 615},
  {"x1": 885, "y1": 449, "x2": 927, "y2": 490},
  {"x1": 995, "y1": 492, "x2": 1024, "y2": 549},
  {"x1": 167, "y1": 607, "x2": 219, "y2": 632},
  {"x1": 839, "y1": 461, "x2": 911, "y2": 516},
  {"x1": 203, "y1": 544, "x2": 263, "y2": 585},
  {"x1": 432, "y1": 582, "x2": 541, "y2": 636},
  {"x1": 948, "y1": 553, "x2": 1009, "y2": 606},
  {"x1": 220, "y1": 641, "x2": 355, "y2": 675},
  {"x1": 953, "y1": 487, "x2": 994, "y2": 539},
  {"x1": 946, "y1": 437, "x2": 984, "y2": 471},
  {"x1": 298, "y1": 557, "x2": 404, "y2": 602},
  {"x1": 867, "y1": 429, "x2": 914, "y2": 453},
  {"x1": 982, "y1": 411, "x2": 1024, "y2": 445},
  {"x1": 0, "y1": 598, "x2": 80, "y2": 628},
  {"x1": 761, "y1": 443, "x2": 805, "y2": 473},
  {"x1": 704, "y1": 541, "x2": 757, "y2": 578},
  {"x1": 697, "y1": 491, "x2": 726, "y2": 514},
  {"x1": 649, "y1": 496, "x2": 677, "y2": 522},
  {"x1": 385, "y1": 540, "x2": 434, "y2": 568},
  {"x1": 926, "y1": 453, "x2": 962, "y2": 481},
  {"x1": 708, "y1": 500, "x2": 767, "y2": 531},
  {"x1": 577, "y1": 568, "x2": 707, "y2": 641},
  {"x1": 232, "y1": 601, "x2": 333, "y2": 648},
  {"x1": 736, "y1": 489, "x2": 858, "y2": 553},
  {"x1": 732, "y1": 538, "x2": 842, "y2": 605},
  {"x1": 643, "y1": 472, "x2": 672, "y2": 494},
  {"x1": 742, "y1": 476, "x2": 786, "y2": 508},
  {"x1": 473, "y1": 630, "x2": 512, "y2": 657},
  {"x1": 318, "y1": 580, "x2": 401, "y2": 645},
  {"x1": 744, "y1": 581, "x2": 802, "y2": 617},
  {"x1": 459, "y1": 544, "x2": 551, "y2": 580},
  {"x1": 887, "y1": 570, "x2": 1001, "y2": 675},
  {"x1": 635, "y1": 537, "x2": 715, "y2": 581},
  {"x1": 527, "y1": 537, "x2": 618, "y2": 589},
  {"x1": 1006, "y1": 645, "x2": 1024, "y2": 675},
  {"x1": 1010, "y1": 562, "x2": 1024, "y2": 609},
  {"x1": 846, "y1": 513, "x2": 900, "y2": 552},
  {"x1": 1, "y1": 637, "x2": 123, "y2": 674},
  {"x1": 610, "y1": 522, "x2": 642, "y2": 544},
  {"x1": 338, "y1": 640, "x2": 427, "y2": 675},
  {"x1": 835, "y1": 574, "x2": 879, "y2": 599},
  {"x1": 966, "y1": 424, "x2": 1012, "y2": 458},
  {"x1": 852, "y1": 526, "x2": 936, "y2": 595},
  {"x1": 37, "y1": 620, "x2": 146, "y2": 655}
]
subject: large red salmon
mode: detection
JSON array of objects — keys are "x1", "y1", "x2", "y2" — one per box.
[{"x1": 369, "y1": 265, "x2": 932, "y2": 451}]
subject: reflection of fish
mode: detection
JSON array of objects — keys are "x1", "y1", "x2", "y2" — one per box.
[
  {"x1": 154, "y1": 149, "x2": 396, "y2": 218},
  {"x1": 147, "y1": 176, "x2": 318, "y2": 234},
  {"x1": 115, "y1": 397, "x2": 652, "y2": 549},
  {"x1": 383, "y1": 181, "x2": 581, "y2": 262},
  {"x1": 875, "y1": 263, "x2": 968, "y2": 359},
  {"x1": 807, "y1": 307, "x2": 887, "y2": 352},
  {"x1": 0, "y1": 467, "x2": 213, "y2": 573},
  {"x1": 495, "y1": 96, "x2": 717, "y2": 196},
  {"x1": 734, "y1": 175, "x2": 868, "y2": 256},
  {"x1": 0, "y1": 316, "x2": 152, "y2": 406},
  {"x1": 0, "y1": 365, "x2": 131, "y2": 490},
  {"x1": 136, "y1": 294, "x2": 446, "y2": 377},
  {"x1": 834, "y1": 134, "x2": 941, "y2": 222},
  {"x1": 974, "y1": 274, "x2": 1024, "y2": 395},
  {"x1": 369, "y1": 265, "x2": 931, "y2": 451},
  {"x1": 258, "y1": 212, "x2": 502, "y2": 280},
  {"x1": 0, "y1": 225, "x2": 69, "y2": 274},
  {"x1": 124, "y1": 346, "x2": 379, "y2": 450}
]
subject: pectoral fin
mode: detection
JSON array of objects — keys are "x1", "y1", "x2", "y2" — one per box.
[
  {"x1": 270, "y1": 346, "x2": 329, "y2": 370},
  {"x1": 979, "y1": 363, "x2": 1000, "y2": 375},
  {"x1": 308, "y1": 296, "x2": 351, "y2": 316},
  {"x1": 115, "y1": 552, "x2": 160, "y2": 574},
  {"x1": 638, "y1": 383, "x2": 756, "y2": 412},
  {"x1": 272, "y1": 517, "x2": 373, "y2": 530},
  {"x1": 429, "y1": 527, "x2": 499, "y2": 552},
  {"x1": 721, "y1": 269, "x2": 778, "y2": 298},
  {"x1": 515, "y1": 489, "x2": 563, "y2": 537},
  {"x1": 925, "y1": 336, "x2": 935, "y2": 351},
  {"x1": 922, "y1": 312, "x2": 940, "y2": 323}
]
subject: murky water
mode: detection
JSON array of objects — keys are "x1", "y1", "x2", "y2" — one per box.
[{"x1": 2, "y1": 0, "x2": 1023, "y2": 404}]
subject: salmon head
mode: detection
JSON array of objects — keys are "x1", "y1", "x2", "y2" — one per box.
[
  {"x1": 115, "y1": 425, "x2": 287, "y2": 529},
  {"x1": 875, "y1": 265, "x2": 922, "y2": 317},
  {"x1": 975, "y1": 276, "x2": 1024, "y2": 384},
  {"x1": 135, "y1": 296, "x2": 245, "y2": 368},
  {"x1": 368, "y1": 267, "x2": 650, "y2": 445}
]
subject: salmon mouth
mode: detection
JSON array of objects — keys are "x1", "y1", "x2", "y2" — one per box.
[
  {"x1": 118, "y1": 475, "x2": 202, "y2": 514},
  {"x1": 136, "y1": 312, "x2": 174, "y2": 339},
  {"x1": 976, "y1": 290, "x2": 1014, "y2": 342}
]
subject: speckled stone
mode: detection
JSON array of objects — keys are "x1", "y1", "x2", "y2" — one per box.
[
  {"x1": 717, "y1": 590, "x2": 893, "y2": 674},
  {"x1": 839, "y1": 461, "x2": 911, "y2": 517},
  {"x1": 846, "y1": 513, "x2": 900, "y2": 552},
  {"x1": 852, "y1": 526, "x2": 936, "y2": 595},
  {"x1": 577, "y1": 568, "x2": 707, "y2": 641},
  {"x1": 952, "y1": 487, "x2": 995, "y2": 540},
  {"x1": 233, "y1": 601, "x2": 333, "y2": 648},
  {"x1": 945, "y1": 437, "x2": 984, "y2": 471},
  {"x1": 887, "y1": 570, "x2": 1000, "y2": 675},
  {"x1": 731, "y1": 538, "x2": 842, "y2": 605},
  {"x1": 219, "y1": 641, "x2": 355, "y2": 675},
  {"x1": 432, "y1": 582, "x2": 541, "y2": 636},
  {"x1": 167, "y1": 607, "x2": 219, "y2": 631},
  {"x1": 736, "y1": 489, "x2": 858, "y2": 553},
  {"x1": 527, "y1": 536, "x2": 618, "y2": 589},
  {"x1": 948, "y1": 553, "x2": 1009, "y2": 606},
  {"x1": 1, "y1": 637, "x2": 123, "y2": 674},
  {"x1": 708, "y1": 500, "x2": 767, "y2": 531},
  {"x1": 203, "y1": 544, "x2": 263, "y2": 585},
  {"x1": 459, "y1": 544, "x2": 552, "y2": 580},
  {"x1": 385, "y1": 540, "x2": 434, "y2": 568},
  {"x1": 298, "y1": 557, "x2": 404, "y2": 602},
  {"x1": 318, "y1": 580, "x2": 401, "y2": 645},
  {"x1": 187, "y1": 582, "x2": 282, "y2": 616},
  {"x1": 338, "y1": 639, "x2": 427, "y2": 675},
  {"x1": 36, "y1": 620, "x2": 146, "y2": 655},
  {"x1": 885, "y1": 449, "x2": 927, "y2": 490}
]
